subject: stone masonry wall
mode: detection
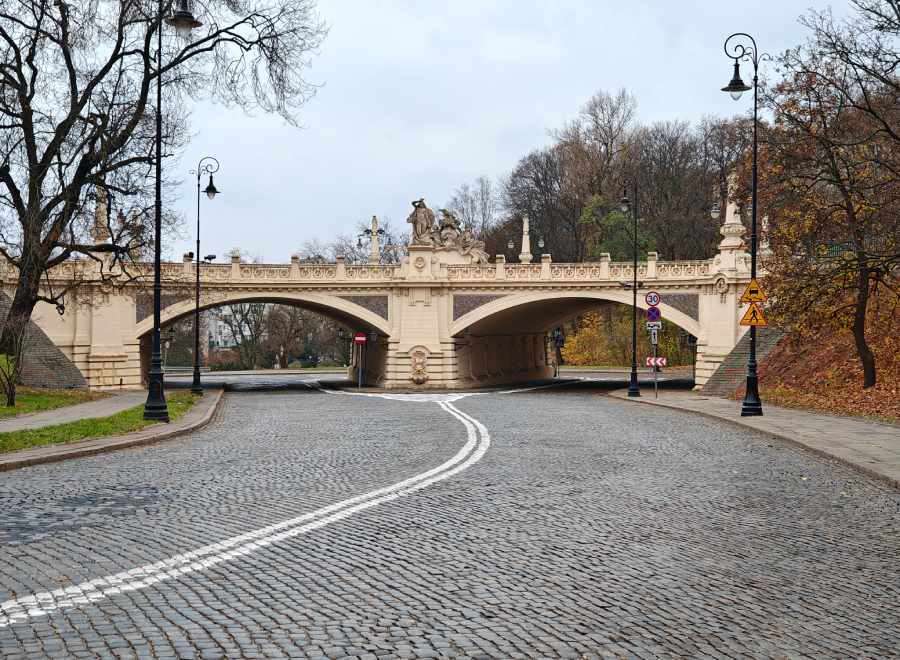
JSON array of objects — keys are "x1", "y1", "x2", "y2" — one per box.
[
  {"x1": 701, "y1": 327, "x2": 784, "y2": 397},
  {"x1": 0, "y1": 293, "x2": 88, "y2": 389}
]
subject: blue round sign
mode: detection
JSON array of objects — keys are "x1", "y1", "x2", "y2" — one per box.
[{"x1": 646, "y1": 306, "x2": 661, "y2": 322}]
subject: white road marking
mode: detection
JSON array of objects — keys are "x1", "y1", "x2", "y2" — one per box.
[{"x1": 0, "y1": 394, "x2": 490, "y2": 628}]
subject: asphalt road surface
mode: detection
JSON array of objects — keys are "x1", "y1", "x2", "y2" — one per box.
[{"x1": 1, "y1": 380, "x2": 898, "y2": 658}]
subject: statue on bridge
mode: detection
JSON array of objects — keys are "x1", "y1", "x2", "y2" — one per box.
[
  {"x1": 406, "y1": 200, "x2": 489, "y2": 264},
  {"x1": 407, "y1": 198, "x2": 437, "y2": 245}
]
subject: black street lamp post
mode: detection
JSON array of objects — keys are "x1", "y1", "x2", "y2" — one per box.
[
  {"x1": 144, "y1": 0, "x2": 202, "y2": 421},
  {"x1": 620, "y1": 188, "x2": 641, "y2": 397},
  {"x1": 191, "y1": 157, "x2": 219, "y2": 395},
  {"x1": 721, "y1": 32, "x2": 767, "y2": 417}
]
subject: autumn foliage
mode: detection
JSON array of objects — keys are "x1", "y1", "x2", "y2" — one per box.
[
  {"x1": 561, "y1": 308, "x2": 694, "y2": 367},
  {"x1": 735, "y1": 290, "x2": 900, "y2": 421}
]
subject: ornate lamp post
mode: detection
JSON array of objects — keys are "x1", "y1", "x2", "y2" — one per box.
[
  {"x1": 357, "y1": 216, "x2": 389, "y2": 263},
  {"x1": 144, "y1": 0, "x2": 202, "y2": 421},
  {"x1": 619, "y1": 189, "x2": 641, "y2": 397},
  {"x1": 190, "y1": 157, "x2": 219, "y2": 395},
  {"x1": 721, "y1": 32, "x2": 766, "y2": 417}
]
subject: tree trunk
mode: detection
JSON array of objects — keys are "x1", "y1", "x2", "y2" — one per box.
[
  {"x1": 0, "y1": 267, "x2": 39, "y2": 356},
  {"x1": 852, "y1": 262, "x2": 876, "y2": 388},
  {"x1": 4, "y1": 382, "x2": 15, "y2": 407}
]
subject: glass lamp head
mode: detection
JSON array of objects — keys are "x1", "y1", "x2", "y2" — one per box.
[
  {"x1": 722, "y1": 61, "x2": 751, "y2": 100},
  {"x1": 204, "y1": 174, "x2": 218, "y2": 200}
]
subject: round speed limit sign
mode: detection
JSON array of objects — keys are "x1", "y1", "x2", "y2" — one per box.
[{"x1": 645, "y1": 291, "x2": 661, "y2": 306}]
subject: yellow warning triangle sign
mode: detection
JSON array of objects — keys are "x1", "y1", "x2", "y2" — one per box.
[
  {"x1": 740, "y1": 278, "x2": 767, "y2": 303},
  {"x1": 740, "y1": 302, "x2": 768, "y2": 327}
]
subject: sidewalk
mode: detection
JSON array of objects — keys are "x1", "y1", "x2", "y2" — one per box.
[
  {"x1": 608, "y1": 389, "x2": 900, "y2": 489},
  {"x1": 0, "y1": 389, "x2": 224, "y2": 471},
  {"x1": 0, "y1": 391, "x2": 148, "y2": 432}
]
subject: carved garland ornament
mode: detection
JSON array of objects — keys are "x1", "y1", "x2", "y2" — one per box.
[{"x1": 409, "y1": 346, "x2": 429, "y2": 385}]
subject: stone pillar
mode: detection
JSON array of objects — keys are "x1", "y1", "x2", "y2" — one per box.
[
  {"x1": 230, "y1": 248, "x2": 241, "y2": 279},
  {"x1": 336, "y1": 255, "x2": 346, "y2": 280},
  {"x1": 290, "y1": 254, "x2": 300, "y2": 278},
  {"x1": 599, "y1": 253, "x2": 610, "y2": 279},
  {"x1": 518, "y1": 215, "x2": 533, "y2": 263},
  {"x1": 540, "y1": 253, "x2": 551, "y2": 280},
  {"x1": 495, "y1": 254, "x2": 506, "y2": 279},
  {"x1": 368, "y1": 215, "x2": 381, "y2": 264},
  {"x1": 646, "y1": 251, "x2": 658, "y2": 279}
]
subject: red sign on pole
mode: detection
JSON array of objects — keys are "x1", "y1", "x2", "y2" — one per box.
[
  {"x1": 645, "y1": 357, "x2": 667, "y2": 367},
  {"x1": 353, "y1": 332, "x2": 367, "y2": 345}
]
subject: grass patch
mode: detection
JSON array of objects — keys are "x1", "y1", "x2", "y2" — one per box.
[
  {"x1": 0, "y1": 390, "x2": 198, "y2": 454},
  {"x1": 0, "y1": 387, "x2": 103, "y2": 419}
]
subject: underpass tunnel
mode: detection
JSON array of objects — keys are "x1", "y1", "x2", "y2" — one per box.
[
  {"x1": 137, "y1": 297, "x2": 389, "y2": 387},
  {"x1": 452, "y1": 298, "x2": 600, "y2": 387},
  {"x1": 451, "y1": 297, "x2": 697, "y2": 388}
]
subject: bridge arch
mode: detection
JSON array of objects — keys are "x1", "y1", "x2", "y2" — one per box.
[
  {"x1": 135, "y1": 290, "x2": 391, "y2": 339},
  {"x1": 450, "y1": 291, "x2": 701, "y2": 338}
]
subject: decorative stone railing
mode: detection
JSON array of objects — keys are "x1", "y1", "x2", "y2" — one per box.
[
  {"x1": 446, "y1": 258, "x2": 712, "y2": 282},
  {"x1": 22, "y1": 255, "x2": 714, "y2": 287}
]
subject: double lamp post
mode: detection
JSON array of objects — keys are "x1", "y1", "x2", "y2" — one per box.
[{"x1": 144, "y1": 0, "x2": 209, "y2": 420}]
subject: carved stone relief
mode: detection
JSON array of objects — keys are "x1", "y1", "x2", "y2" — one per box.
[{"x1": 409, "y1": 346, "x2": 429, "y2": 385}]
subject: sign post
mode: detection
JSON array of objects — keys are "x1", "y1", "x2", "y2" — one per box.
[
  {"x1": 353, "y1": 332, "x2": 367, "y2": 388},
  {"x1": 645, "y1": 356, "x2": 667, "y2": 399}
]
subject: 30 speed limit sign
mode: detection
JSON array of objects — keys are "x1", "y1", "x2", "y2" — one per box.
[{"x1": 645, "y1": 291, "x2": 661, "y2": 306}]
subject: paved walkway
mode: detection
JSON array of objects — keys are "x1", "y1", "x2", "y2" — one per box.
[
  {"x1": 609, "y1": 388, "x2": 900, "y2": 489},
  {"x1": 0, "y1": 391, "x2": 148, "y2": 433},
  {"x1": 0, "y1": 390, "x2": 224, "y2": 472}
]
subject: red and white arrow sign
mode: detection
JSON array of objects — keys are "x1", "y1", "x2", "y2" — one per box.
[{"x1": 645, "y1": 357, "x2": 667, "y2": 367}]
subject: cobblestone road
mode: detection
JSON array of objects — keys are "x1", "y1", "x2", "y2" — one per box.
[{"x1": 1, "y1": 382, "x2": 898, "y2": 658}]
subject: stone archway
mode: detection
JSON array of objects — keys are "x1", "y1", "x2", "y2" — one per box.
[
  {"x1": 447, "y1": 291, "x2": 703, "y2": 388},
  {"x1": 135, "y1": 291, "x2": 391, "y2": 386}
]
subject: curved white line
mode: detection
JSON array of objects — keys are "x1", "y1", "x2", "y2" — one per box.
[{"x1": 0, "y1": 395, "x2": 490, "y2": 628}]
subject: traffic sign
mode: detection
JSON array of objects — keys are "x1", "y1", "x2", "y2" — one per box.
[
  {"x1": 646, "y1": 356, "x2": 667, "y2": 367},
  {"x1": 646, "y1": 306, "x2": 661, "y2": 322},
  {"x1": 650, "y1": 328, "x2": 659, "y2": 345},
  {"x1": 740, "y1": 278, "x2": 768, "y2": 303},
  {"x1": 645, "y1": 321, "x2": 662, "y2": 330},
  {"x1": 739, "y1": 303, "x2": 768, "y2": 327},
  {"x1": 645, "y1": 291, "x2": 661, "y2": 306},
  {"x1": 353, "y1": 332, "x2": 368, "y2": 344}
]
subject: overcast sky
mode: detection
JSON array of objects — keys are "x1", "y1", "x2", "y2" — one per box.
[{"x1": 169, "y1": 0, "x2": 852, "y2": 262}]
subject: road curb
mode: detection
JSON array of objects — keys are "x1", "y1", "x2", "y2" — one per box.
[
  {"x1": 606, "y1": 389, "x2": 900, "y2": 491},
  {"x1": 0, "y1": 389, "x2": 225, "y2": 472}
]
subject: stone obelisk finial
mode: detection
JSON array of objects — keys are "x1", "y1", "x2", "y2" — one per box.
[
  {"x1": 518, "y1": 215, "x2": 533, "y2": 263},
  {"x1": 368, "y1": 215, "x2": 381, "y2": 264}
]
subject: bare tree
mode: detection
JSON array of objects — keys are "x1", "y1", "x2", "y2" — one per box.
[
  {"x1": 503, "y1": 144, "x2": 588, "y2": 261},
  {"x1": 446, "y1": 176, "x2": 498, "y2": 239},
  {"x1": 0, "y1": 0, "x2": 327, "y2": 353},
  {"x1": 214, "y1": 303, "x2": 268, "y2": 369},
  {"x1": 264, "y1": 305, "x2": 305, "y2": 368},
  {"x1": 329, "y1": 217, "x2": 408, "y2": 264}
]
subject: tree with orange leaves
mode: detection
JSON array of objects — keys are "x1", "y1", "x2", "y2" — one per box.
[{"x1": 755, "y1": 28, "x2": 900, "y2": 388}]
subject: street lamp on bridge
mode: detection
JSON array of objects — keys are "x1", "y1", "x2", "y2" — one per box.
[
  {"x1": 191, "y1": 157, "x2": 220, "y2": 395},
  {"x1": 721, "y1": 32, "x2": 767, "y2": 417},
  {"x1": 144, "y1": 0, "x2": 202, "y2": 421},
  {"x1": 619, "y1": 189, "x2": 642, "y2": 398}
]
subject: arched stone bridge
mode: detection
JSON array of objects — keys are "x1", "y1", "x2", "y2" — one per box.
[{"x1": 22, "y1": 210, "x2": 755, "y2": 390}]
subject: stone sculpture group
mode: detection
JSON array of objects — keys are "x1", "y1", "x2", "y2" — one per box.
[{"x1": 406, "y1": 198, "x2": 490, "y2": 264}]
